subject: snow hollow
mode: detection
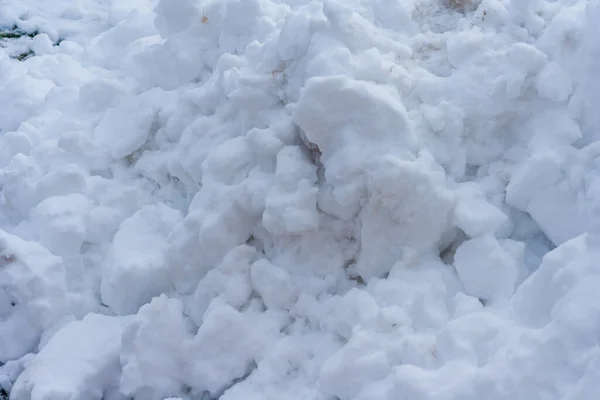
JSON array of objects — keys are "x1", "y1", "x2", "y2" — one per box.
[{"x1": 1, "y1": 0, "x2": 600, "y2": 399}]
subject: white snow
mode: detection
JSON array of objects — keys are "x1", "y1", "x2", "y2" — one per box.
[
  {"x1": 10, "y1": 313, "x2": 130, "y2": 400},
  {"x1": 1, "y1": 0, "x2": 600, "y2": 399}
]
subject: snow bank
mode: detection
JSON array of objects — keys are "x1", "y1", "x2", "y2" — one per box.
[{"x1": 1, "y1": 0, "x2": 600, "y2": 399}]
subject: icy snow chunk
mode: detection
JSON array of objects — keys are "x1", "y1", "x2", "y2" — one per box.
[
  {"x1": 446, "y1": 29, "x2": 490, "y2": 69},
  {"x1": 0, "y1": 231, "x2": 69, "y2": 363},
  {"x1": 54, "y1": 132, "x2": 111, "y2": 176},
  {"x1": 11, "y1": 314, "x2": 130, "y2": 400},
  {"x1": 505, "y1": 149, "x2": 587, "y2": 246},
  {"x1": 154, "y1": 0, "x2": 199, "y2": 36},
  {"x1": 435, "y1": 312, "x2": 508, "y2": 366},
  {"x1": 528, "y1": 108, "x2": 582, "y2": 149},
  {"x1": 35, "y1": 163, "x2": 87, "y2": 201},
  {"x1": 202, "y1": 137, "x2": 257, "y2": 185},
  {"x1": 250, "y1": 259, "x2": 297, "y2": 310},
  {"x1": 78, "y1": 79, "x2": 125, "y2": 112},
  {"x1": 357, "y1": 154, "x2": 454, "y2": 279},
  {"x1": 189, "y1": 245, "x2": 256, "y2": 325},
  {"x1": 317, "y1": 289, "x2": 380, "y2": 340},
  {"x1": 277, "y1": 8, "x2": 313, "y2": 62},
  {"x1": 0, "y1": 154, "x2": 42, "y2": 218},
  {"x1": 320, "y1": 328, "x2": 391, "y2": 400},
  {"x1": 30, "y1": 194, "x2": 94, "y2": 256},
  {"x1": 293, "y1": 75, "x2": 412, "y2": 156},
  {"x1": 31, "y1": 34, "x2": 55, "y2": 56},
  {"x1": 0, "y1": 76, "x2": 53, "y2": 132},
  {"x1": 527, "y1": 182, "x2": 589, "y2": 246},
  {"x1": 579, "y1": 1, "x2": 600, "y2": 137},
  {"x1": 169, "y1": 189, "x2": 257, "y2": 294},
  {"x1": 452, "y1": 292, "x2": 484, "y2": 318},
  {"x1": 121, "y1": 295, "x2": 191, "y2": 400},
  {"x1": 293, "y1": 75, "x2": 414, "y2": 220},
  {"x1": 453, "y1": 183, "x2": 507, "y2": 237},
  {"x1": 550, "y1": 276, "x2": 600, "y2": 341},
  {"x1": 84, "y1": 206, "x2": 126, "y2": 244},
  {"x1": 94, "y1": 95, "x2": 159, "y2": 159},
  {"x1": 220, "y1": 331, "x2": 339, "y2": 400},
  {"x1": 453, "y1": 236, "x2": 524, "y2": 302},
  {"x1": 535, "y1": 62, "x2": 573, "y2": 102},
  {"x1": 101, "y1": 203, "x2": 182, "y2": 315},
  {"x1": 263, "y1": 146, "x2": 319, "y2": 235},
  {"x1": 507, "y1": 42, "x2": 548, "y2": 76},
  {"x1": 0, "y1": 131, "x2": 32, "y2": 165},
  {"x1": 505, "y1": 152, "x2": 563, "y2": 211},
  {"x1": 187, "y1": 300, "x2": 277, "y2": 395},
  {"x1": 511, "y1": 234, "x2": 595, "y2": 327},
  {"x1": 566, "y1": 354, "x2": 600, "y2": 400},
  {"x1": 473, "y1": 0, "x2": 509, "y2": 28}
]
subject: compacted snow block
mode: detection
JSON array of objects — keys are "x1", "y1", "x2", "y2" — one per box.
[
  {"x1": 0, "y1": 231, "x2": 70, "y2": 363},
  {"x1": 93, "y1": 93, "x2": 161, "y2": 160},
  {"x1": 293, "y1": 75, "x2": 416, "y2": 220},
  {"x1": 189, "y1": 245, "x2": 256, "y2": 324},
  {"x1": 11, "y1": 314, "x2": 130, "y2": 400},
  {"x1": 120, "y1": 295, "x2": 279, "y2": 400},
  {"x1": 453, "y1": 183, "x2": 507, "y2": 237},
  {"x1": 100, "y1": 203, "x2": 183, "y2": 315},
  {"x1": 120, "y1": 295, "x2": 191, "y2": 400},
  {"x1": 29, "y1": 193, "x2": 94, "y2": 256},
  {"x1": 454, "y1": 236, "x2": 524, "y2": 303},
  {"x1": 358, "y1": 155, "x2": 455, "y2": 279},
  {"x1": 293, "y1": 75, "x2": 455, "y2": 279},
  {"x1": 505, "y1": 152, "x2": 589, "y2": 246}
]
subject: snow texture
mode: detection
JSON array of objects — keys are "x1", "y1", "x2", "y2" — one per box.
[{"x1": 0, "y1": 0, "x2": 600, "y2": 399}]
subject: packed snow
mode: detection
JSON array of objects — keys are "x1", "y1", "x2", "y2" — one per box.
[{"x1": 1, "y1": 0, "x2": 600, "y2": 399}]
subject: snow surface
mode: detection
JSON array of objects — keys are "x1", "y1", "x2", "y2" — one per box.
[{"x1": 1, "y1": 0, "x2": 600, "y2": 399}]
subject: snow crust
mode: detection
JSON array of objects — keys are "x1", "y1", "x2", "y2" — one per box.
[{"x1": 1, "y1": 0, "x2": 600, "y2": 399}]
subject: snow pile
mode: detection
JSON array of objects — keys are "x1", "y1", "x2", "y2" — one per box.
[{"x1": 0, "y1": 0, "x2": 600, "y2": 399}]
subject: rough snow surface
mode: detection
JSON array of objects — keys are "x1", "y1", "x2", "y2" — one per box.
[{"x1": 1, "y1": 0, "x2": 600, "y2": 399}]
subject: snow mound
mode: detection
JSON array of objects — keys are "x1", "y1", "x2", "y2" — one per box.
[{"x1": 1, "y1": 0, "x2": 600, "y2": 399}]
